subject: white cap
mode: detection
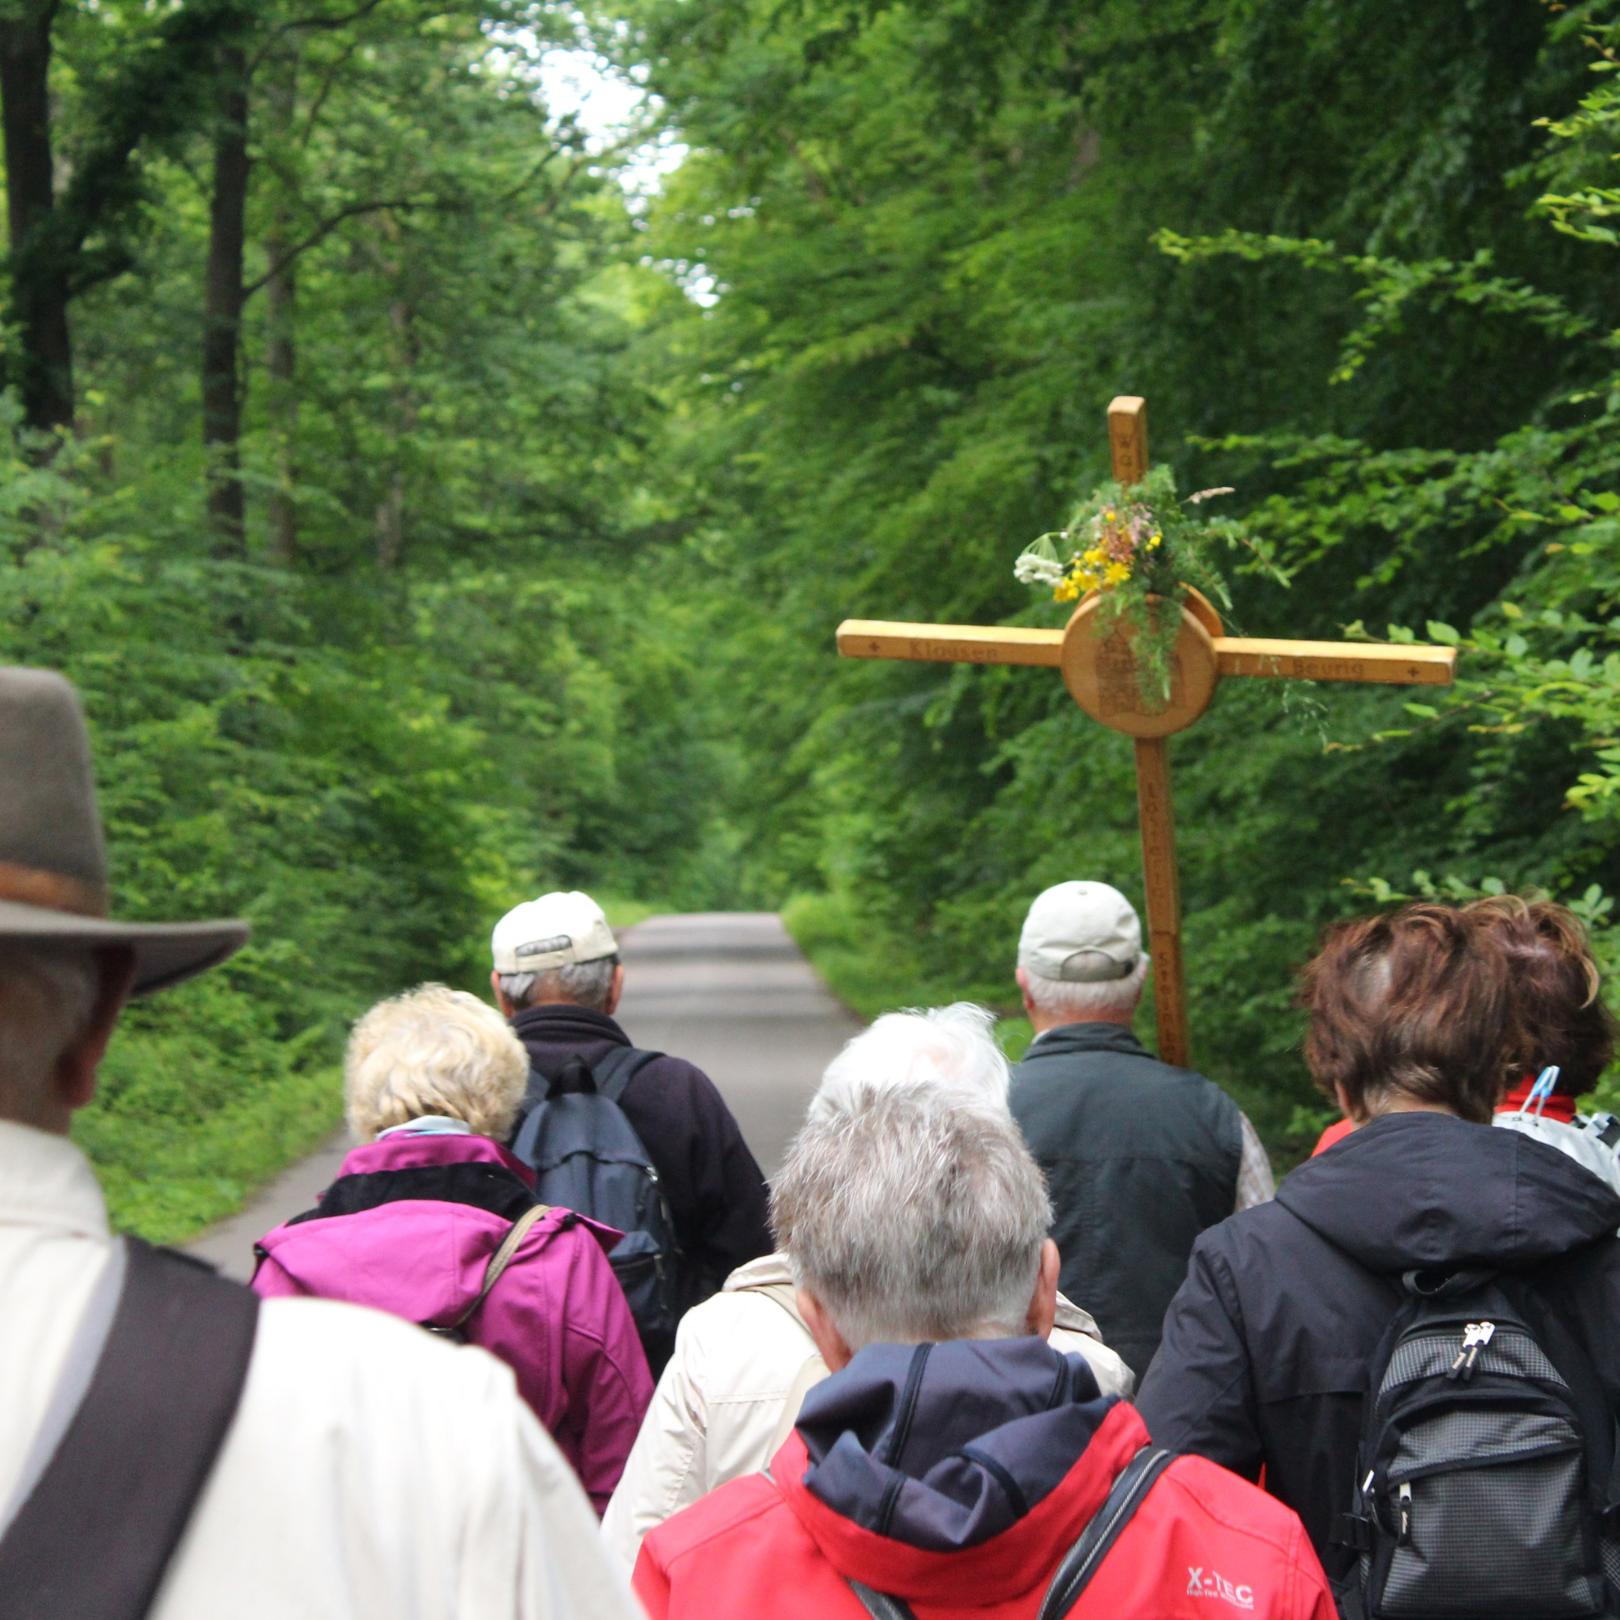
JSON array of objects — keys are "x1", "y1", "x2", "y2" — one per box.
[
  {"x1": 1018, "y1": 881, "x2": 1142, "y2": 983},
  {"x1": 491, "y1": 891, "x2": 617, "y2": 974}
]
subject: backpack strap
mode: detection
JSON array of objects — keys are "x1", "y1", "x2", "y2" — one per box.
[
  {"x1": 765, "y1": 1350, "x2": 831, "y2": 1459},
  {"x1": 0, "y1": 1238, "x2": 259, "y2": 1620},
  {"x1": 1036, "y1": 1445, "x2": 1178, "y2": 1619},
  {"x1": 442, "y1": 1202, "x2": 552, "y2": 1334},
  {"x1": 1586, "y1": 1112, "x2": 1620, "y2": 1151},
  {"x1": 846, "y1": 1581, "x2": 915, "y2": 1620},
  {"x1": 591, "y1": 1043, "x2": 661, "y2": 1104}
]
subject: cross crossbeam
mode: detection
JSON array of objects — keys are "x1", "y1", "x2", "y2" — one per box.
[{"x1": 834, "y1": 396, "x2": 1457, "y2": 1066}]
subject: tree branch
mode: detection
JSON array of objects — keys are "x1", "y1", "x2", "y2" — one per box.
[{"x1": 240, "y1": 195, "x2": 450, "y2": 298}]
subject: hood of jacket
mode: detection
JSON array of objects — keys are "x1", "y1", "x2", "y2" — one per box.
[
  {"x1": 773, "y1": 1338, "x2": 1144, "y2": 1602},
  {"x1": 794, "y1": 1338, "x2": 1109, "y2": 1550},
  {"x1": 253, "y1": 1130, "x2": 619, "y2": 1325},
  {"x1": 1281, "y1": 1110, "x2": 1620, "y2": 1273}
]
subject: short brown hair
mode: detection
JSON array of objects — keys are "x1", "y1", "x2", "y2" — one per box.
[
  {"x1": 1299, "y1": 903, "x2": 1515, "y2": 1124},
  {"x1": 1462, "y1": 896, "x2": 1617, "y2": 1095}
]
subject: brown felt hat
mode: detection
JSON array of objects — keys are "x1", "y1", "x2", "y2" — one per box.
[{"x1": 0, "y1": 667, "x2": 249, "y2": 995}]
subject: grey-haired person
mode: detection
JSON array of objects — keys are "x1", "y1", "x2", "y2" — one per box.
[
  {"x1": 1009, "y1": 880, "x2": 1273, "y2": 1377},
  {"x1": 631, "y1": 1084, "x2": 1334, "y2": 1620},
  {"x1": 601, "y1": 1003, "x2": 1135, "y2": 1572},
  {"x1": 0, "y1": 667, "x2": 640, "y2": 1620}
]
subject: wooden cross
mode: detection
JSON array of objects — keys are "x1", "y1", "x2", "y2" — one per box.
[{"x1": 836, "y1": 396, "x2": 1456, "y2": 1067}]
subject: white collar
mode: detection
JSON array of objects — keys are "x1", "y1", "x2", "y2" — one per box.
[
  {"x1": 0, "y1": 1118, "x2": 110, "y2": 1240},
  {"x1": 375, "y1": 1115, "x2": 474, "y2": 1140}
]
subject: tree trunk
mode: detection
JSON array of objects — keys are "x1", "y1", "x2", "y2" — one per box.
[
  {"x1": 0, "y1": 2, "x2": 73, "y2": 439},
  {"x1": 374, "y1": 244, "x2": 418, "y2": 571},
  {"x1": 265, "y1": 55, "x2": 298, "y2": 566},
  {"x1": 203, "y1": 45, "x2": 250, "y2": 552}
]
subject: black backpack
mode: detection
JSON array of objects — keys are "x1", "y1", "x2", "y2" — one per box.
[
  {"x1": 1335, "y1": 1266, "x2": 1620, "y2": 1619},
  {"x1": 509, "y1": 1046, "x2": 683, "y2": 1369}
]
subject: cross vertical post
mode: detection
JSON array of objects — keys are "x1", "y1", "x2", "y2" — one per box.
[
  {"x1": 835, "y1": 393, "x2": 1457, "y2": 1077},
  {"x1": 1108, "y1": 398, "x2": 1191, "y2": 1067}
]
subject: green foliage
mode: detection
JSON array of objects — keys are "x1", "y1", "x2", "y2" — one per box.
[
  {"x1": 15, "y1": 0, "x2": 1620, "y2": 1226},
  {"x1": 593, "y1": 0, "x2": 1620, "y2": 1157},
  {"x1": 0, "y1": 10, "x2": 732, "y2": 1236}
]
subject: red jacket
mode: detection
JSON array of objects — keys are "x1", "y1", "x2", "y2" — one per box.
[{"x1": 635, "y1": 1341, "x2": 1334, "y2": 1620}]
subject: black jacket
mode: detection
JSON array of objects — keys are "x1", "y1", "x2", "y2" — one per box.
[
  {"x1": 1009, "y1": 1021, "x2": 1243, "y2": 1377},
  {"x1": 510, "y1": 1004, "x2": 772, "y2": 1301},
  {"x1": 1136, "y1": 1111, "x2": 1620, "y2": 1577}
]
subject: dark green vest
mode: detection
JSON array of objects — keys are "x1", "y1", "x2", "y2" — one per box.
[{"x1": 1010, "y1": 1022, "x2": 1243, "y2": 1379}]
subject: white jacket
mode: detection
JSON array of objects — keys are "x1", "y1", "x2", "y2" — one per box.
[
  {"x1": 0, "y1": 1121, "x2": 642, "y2": 1620},
  {"x1": 601, "y1": 1249, "x2": 1136, "y2": 1572}
]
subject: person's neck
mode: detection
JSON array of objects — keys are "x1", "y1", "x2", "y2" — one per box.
[
  {"x1": 1362, "y1": 1097, "x2": 1460, "y2": 1122},
  {"x1": 1028, "y1": 1011, "x2": 1134, "y2": 1038}
]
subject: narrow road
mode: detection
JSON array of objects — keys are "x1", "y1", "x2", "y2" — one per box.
[{"x1": 188, "y1": 911, "x2": 860, "y2": 1279}]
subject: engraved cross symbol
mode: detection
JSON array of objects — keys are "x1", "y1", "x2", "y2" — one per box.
[{"x1": 836, "y1": 396, "x2": 1457, "y2": 1066}]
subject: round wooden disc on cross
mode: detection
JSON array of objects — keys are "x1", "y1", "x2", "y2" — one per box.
[{"x1": 835, "y1": 395, "x2": 1458, "y2": 1067}]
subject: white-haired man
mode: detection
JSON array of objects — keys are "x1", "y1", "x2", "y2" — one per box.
[
  {"x1": 0, "y1": 667, "x2": 640, "y2": 1620},
  {"x1": 1009, "y1": 880, "x2": 1273, "y2": 1377},
  {"x1": 490, "y1": 890, "x2": 771, "y2": 1369},
  {"x1": 601, "y1": 1003, "x2": 1134, "y2": 1572},
  {"x1": 632, "y1": 1086, "x2": 1333, "y2": 1620}
]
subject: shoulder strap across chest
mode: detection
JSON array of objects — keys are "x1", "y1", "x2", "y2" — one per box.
[
  {"x1": 0, "y1": 1238, "x2": 259, "y2": 1620},
  {"x1": 591, "y1": 1044, "x2": 661, "y2": 1104}
]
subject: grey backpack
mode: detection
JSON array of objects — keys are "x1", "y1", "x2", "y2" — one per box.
[
  {"x1": 1336, "y1": 1267, "x2": 1620, "y2": 1618},
  {"x1": 509, "y1": 1046, "x2": 683, "y2": 1369}
]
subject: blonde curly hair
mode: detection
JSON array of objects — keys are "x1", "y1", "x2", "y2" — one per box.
[{"x1": 345, "y1": 983, "x2": 528, "y2": 1142}]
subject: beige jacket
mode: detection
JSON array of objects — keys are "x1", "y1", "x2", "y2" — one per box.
[
  {"x1": 600, "y1": 1250, "x2": 1136, "y2": 1572},
  {"x1": 0, "y1": 1121, "x2": 642, "y2": 1620}
]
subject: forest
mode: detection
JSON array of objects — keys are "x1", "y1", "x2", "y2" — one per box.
[{"x1": 3, "y1": 0, "x2": 1619, "y2": 1235}]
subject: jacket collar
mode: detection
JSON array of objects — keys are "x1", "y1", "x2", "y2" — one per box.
[
  {"x1": 724, "y1": 1251, "x2": 795, "y2": 1290},
  {"x1": 510, "y1": 1003, "x2": 629, "y2": 1047},
  {"x1": 774, "y1": 1382, "x2": 1145, "y2": 1602},
  {"x1": 1279, "y1": 1110, "x2": 1620, "y2": 1271},
  {"x1": 0, "y1": 1119, "x2": 107, "y2": 1239},
  {"x1": 1025, "y1": 1022, "x2": 1149, "y2": 1061}
]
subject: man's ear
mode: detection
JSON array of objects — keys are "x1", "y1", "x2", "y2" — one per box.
[
  {"x1": 797, "y1": 1287, "x2": 854, "y2": 1372},
  {"x1": 56, "y1": 947, "x2": 136, "y2": 1116},
  {"x1": 604, "y1": 962, "x2": 625, "y2": 1017},
  {"x1": 1025, "y1": 1238, "x2": 1060, "y2": 1339},
  {"x1": 490, "y1": 969, "x2": 513, "y2": 1017},
  {"x1": 1015, "y1": 965, "x2": 1036, "y2": 1019}
]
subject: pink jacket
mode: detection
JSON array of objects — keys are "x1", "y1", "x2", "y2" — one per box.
[{"x1": 251, "y1": 1130, "x2": 652, "y2": 1512}]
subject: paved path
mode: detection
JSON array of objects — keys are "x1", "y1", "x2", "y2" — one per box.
[{"x1": 188, "y1": 911, "x2": 859, "y2": 1279}]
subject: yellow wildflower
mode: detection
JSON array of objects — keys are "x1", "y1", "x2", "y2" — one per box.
[
  {"x1": 1103, "y1": 561, "x2": 1131, "y2": 587},
  {"x1": 1148, "y1": 533, "x2": 1162, "y2": 549}
]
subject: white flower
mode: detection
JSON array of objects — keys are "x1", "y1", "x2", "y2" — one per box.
[{"x1": 1014, "y1": 552, "x2": 1067, "y2": 586}]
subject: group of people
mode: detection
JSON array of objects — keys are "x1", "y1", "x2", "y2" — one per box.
[{"x1": 4, "y1": 661, "x2": 1620, "y2": 1620}]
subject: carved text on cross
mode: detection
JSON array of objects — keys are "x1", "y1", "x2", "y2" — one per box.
[{"x1": 835, "y1": 396, "x2": 1456, "y2": 1066}]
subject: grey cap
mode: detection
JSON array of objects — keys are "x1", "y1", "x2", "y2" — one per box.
[
  {"x1": 0, "y1": 668, "x2": 248, "y2": 995},
  {"x1": 1018, "y1": 881, "x2": 1142, "y2": 982}
]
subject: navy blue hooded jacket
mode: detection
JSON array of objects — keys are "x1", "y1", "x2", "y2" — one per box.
[{"x1": 1136, "y1": 1110, "x2": 1620, "y2": 1577}]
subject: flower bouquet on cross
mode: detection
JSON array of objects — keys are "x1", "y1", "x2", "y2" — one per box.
[{"x1": 1014, "y1": 465, "x2": 1240, "y2": 703}]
